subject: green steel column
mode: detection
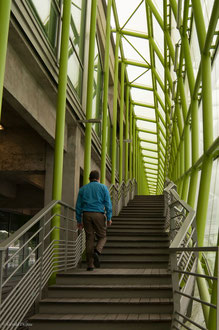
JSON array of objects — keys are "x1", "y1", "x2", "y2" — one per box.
[
  {"x1": 125, "y1": 85, "x2": 130, "y2": 182},
  {"x1": 51, "y1": 0, "x2": 72, "y2": 282},
  {"x1": 100, "y1": 0, "x2": 112, "y2": 184},
  {"x1": 192, "y1": 2, "x2": 214, "y2": 246},
  {"x1": 119, "y1": 62, "x2": 125, "y2": 183},
  {"x1": 182, "y1": 123, "x2": 191, "y2": 201},
  {"x1": 192, "y1": 1, "x2": 214, "y2": 323},
  {"x1": 111, "y1": 32, "x2": 120, "y2": 184},
  {"x1": 83, "y1": 0, "x2": 98, "y2": 185},
  {"x1": 0, "y1": 0, "x2": 12, "y2": 121},
  {"x1": 133, "y1": 117, "x2": 136, "y2": 179},
  {"x1": 129, "y1": 104, "x2": 133, "y2": 179},
  {"x1": 187, "y1": 99, "x2": 199, "y2": 207}
]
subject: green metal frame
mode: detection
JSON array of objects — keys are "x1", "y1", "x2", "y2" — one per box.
[{"x1": 0, "y1": 0, "x2": 12, "y2": 122}]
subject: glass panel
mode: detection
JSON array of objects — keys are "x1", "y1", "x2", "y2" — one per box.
[
  {"x1": 142, "y1": 150, "x2": 158, "y2": 157},
  {"x1": 136, "y1": 120, "x2": 157, "y2": 131},
  {"x1": 122, "y1": 36, "x2": 150, "y2": 63},
  {"x1": 68, "y1": 47, "x2": 83, "y2": 98},
  {"x1": 127, "y1": 66, "x2": 152, "y2": 86},
  {"x1": 139, "y1": 132, "x2": 157, "y2": 142},
  {"x1": 156, "y1": 81, "x2": 165, "y2": 105},
  {"x1": 28, "y1": 0, "x2": 59, "y2": 49},
  {"x1": 115, "y1": 0, "x2": 148, "y2": 33},
  {"x1": 152, "y1": 15, "x2": 164, "y2": 54},
  {"x1": 131, "y1": 88, "x2": 154, "y2": 104},
  {"x1": 141, "y1": 141, "x2": 158, "y2": 150},
  {"x1": 200, "y1": 0, "x2": 214, "y2": 29},
  {"x1": 70, "y1": 0, "x2": 87, "y2": 60},
  {"x1": 154, "y1": 53, "x2": 164, "y2": 83},
  {"x1": 134, "y1": 106, "x2": 156, "y2": 120},
  {"x1": 143, "y1": 157, "x2": 158, "y2": 164},
  {"x1": 190, "y1": 23, "x2": 201, "y2": 80},
  {"x1": 158, "y1": 102, "x2": 166, "y2": 121}
]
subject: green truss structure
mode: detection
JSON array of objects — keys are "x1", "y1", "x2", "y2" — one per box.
[{"x1": 0, "y1": 0, "x2": 218, "y2": 327}]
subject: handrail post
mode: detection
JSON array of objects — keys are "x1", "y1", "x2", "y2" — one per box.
[
  {"x1": 64, "y1": 206, "x2": 69, "y2": 272},
  {"x1": 38, "y1": 216, "x2": 45, "y2": 300},
  {"x1": 170, "y1": 252, "x2": 180, "y2": 328}
]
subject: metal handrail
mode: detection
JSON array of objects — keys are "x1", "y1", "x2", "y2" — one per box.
[
  {"x1": 109, "y1": 179, "x2": 137, "y2": 216},
  {"x1": 0, "y1": 200, "x2": 86, "y2": 330},
  {"x1": 0, "y1": 180, "x2": 137, "y2": 329},
  {"x1": 164, "y1": 179, "x2": 218, "y2": 330}
]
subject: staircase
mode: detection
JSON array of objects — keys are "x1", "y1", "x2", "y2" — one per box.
[{"x1": 29, "y1": 195, "x2": 173, "y2": 329}]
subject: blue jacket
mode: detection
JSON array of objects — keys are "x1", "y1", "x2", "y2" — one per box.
[{"x1": 76, "y1": 181, "x2": 112, "y2": 223}]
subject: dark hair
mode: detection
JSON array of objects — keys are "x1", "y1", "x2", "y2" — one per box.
[{"x1": 89, "y1": 170, "x2": 100, "y2": 181}]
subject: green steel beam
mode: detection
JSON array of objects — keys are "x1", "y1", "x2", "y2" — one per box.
[
  {"x1": 137, "y1": 128, "x2": 157, "y2": 135},
  {"x1": 140, "y1": 138, "x2": 157, "y2": 145},
  {"x1": 130, "y1": 83, "x2": 153, "y2": 91},
  {"x1": 141, "y1": 147, "x2": 158, "y2": 153},
  {"x1": 100, "y1": 0, "x2": 112, "y2": 184},
  {"x1": 113, "y1": 29, "x2": 149, "y2": 39},
  {"x1": 132, "y1": 101, "x2": 155, "y2": 109},
  {"x1": 122, "y1": 59, "x2": 150, "y2": 69},
  {"x1": 129, "y1": 104, "x2": 133, "y2": 179},
  {"x1": 0, "y1": 0, "x2": 12, "y2": 122},
  {"x1": 111, "y1": 32, "x2": 120, "y2": 184},
  {"x1": 125, "y1": 85, "x2": 130, "y2": 182},
  {"x1": 145, "y1": 0, "x2": 175, "y2": 62},
  {"x1": 119, "y1": 62, "x2": 125, "y2": 183},
  {"x1": 51, "y1": 0, "x2": 72, "y2": 282},
  {"x1": 83, "y1": 0, "x2": 98, "y2": 184},
  {"x1": 135, "y1": 116, "x2": 156, "y2": 123}
]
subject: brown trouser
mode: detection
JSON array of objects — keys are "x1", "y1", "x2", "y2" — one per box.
[{"x1": 83, "y1": 212, "x2": 107, "y2": 268}]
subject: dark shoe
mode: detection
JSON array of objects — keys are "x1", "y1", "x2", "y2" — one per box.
[
  {"x1": 87, "y1": 267, "x2": 94, "y2": 271},
  {"x1": 93, "y1": 252, "x2": 100, "y2": 268}
]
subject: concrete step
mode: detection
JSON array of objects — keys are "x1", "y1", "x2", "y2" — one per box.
[
  {"x1": 81, "y1": 260, "x2": 169, "y2": 269},
  {"x1": 100, "y1": 252, "x2": 169, "y2": 261},
  {"x1": 118, "y1": 213, "x2": 164, "y2": 218},
  {"x1": 30, "y1": 313, "x2": 172, "y2": 330},
  {"x1": 39, "y1": 297, "x2": 173, "y2": 314},
  {"x1": 105, "y1": 239, "x2": 169, "y2": 247},
  {"x1": 111, "y1": 220, "x2": 165, "y2": 225},
  {"x1": 107, "y1": 228, "x2": 166, "y2": 234},
  {"x1": 107, "y1": 232, "x2": 169, "y2": 239},
  {"x1": 56, "y1": 270, "x2": 171, "y2": 285},
  {"x1": 47, "y1": 284, "x2": 173, "y2": 299},
  {"x1": 110, "y1": 226, "x2": 165, "y2": 231},
  {"x1": 103, "y1": 246, "x2": 169, "y2": 253}
]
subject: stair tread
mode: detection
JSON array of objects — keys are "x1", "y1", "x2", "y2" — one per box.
[
  {"x1": 30, "y1": 313, "x2": 172, "y2": 321},
  {"x1": 41, "y1": 297, "x2": 173, "y2": 303},
  {"x1": 59, "y1": 269, "x2": 171, "y2": 276},
  {"x1": 50, "y1": 284, "x2": 172, "y2": 289}
]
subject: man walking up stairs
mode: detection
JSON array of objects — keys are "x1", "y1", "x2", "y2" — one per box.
[{"x1": 30, "y1": 195, "x2": 173, "y2": 329}]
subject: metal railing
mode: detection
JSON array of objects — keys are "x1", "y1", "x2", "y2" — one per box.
[
  {"x1": 0, "y1": 179, "x2": 137, "y2": 329},
  {"x1": 0, "y1": 200, "x2": 85, "y2": 330},
  {"x1": 109, "y1": 179, "x2": 137, "y2": 216},
  {"x1": 164, "y1": 179, "x2": 218, "y2": 330}
]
